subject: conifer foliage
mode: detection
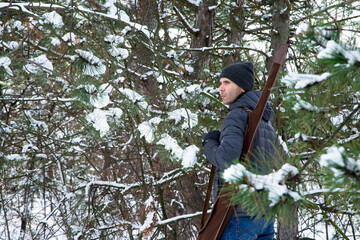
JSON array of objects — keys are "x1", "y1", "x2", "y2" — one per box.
[{"x1": 0, "y1": 0, "x2": 359, "y2": 239}]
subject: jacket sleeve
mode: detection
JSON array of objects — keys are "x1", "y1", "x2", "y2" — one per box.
[{"x1": 203, "y1": 109, "x2": 248, "y2": 170}]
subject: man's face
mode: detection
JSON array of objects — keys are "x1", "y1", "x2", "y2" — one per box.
[{"x1": 219, "y1": 78, "x2": 245, "y2": 105}]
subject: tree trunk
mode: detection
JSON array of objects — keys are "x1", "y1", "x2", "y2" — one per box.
[
  {"x1": 266, "y1": 0, "x2": 290, "y2": 70},
  {"x1": 190, "y1": 0, "x2": 216, "y2": 79},
  {"x1": 223, "y1": 0, "x2": 246, "y2": 66},
  {"x1": 277, "y1": 204, "x2": 299, "y2": 240},
  {"x1": 267, "y1": 1, "x2": 298, "y2": 239}
]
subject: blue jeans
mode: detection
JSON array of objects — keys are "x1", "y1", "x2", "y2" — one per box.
[{"x1": 220, "y1": 215, "x2": 275, "y2": 240}]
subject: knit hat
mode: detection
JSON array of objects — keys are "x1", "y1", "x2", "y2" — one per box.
[{"x1": 219, "y1": 61, "x2": 255, "y2": 92}]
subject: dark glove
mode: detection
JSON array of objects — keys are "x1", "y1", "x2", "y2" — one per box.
[{"x1": 202, "y1": 130, "x2": 220, "y2": 146}]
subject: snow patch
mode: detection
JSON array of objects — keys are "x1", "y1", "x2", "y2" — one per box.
[
  {"x1": 51, "y1": 37, "x2": 61, "y2": 46},
  {"x1": 293, "y1": 95, "x2": 321, "y2": 112},
  {"x1": 104, "y1": 34, "x2": 124, "y2": 45},
  {"x1": 109, "y1": 46, "x2": 129, "y2": 59},
  {"x1": 166, "y1": 84, "x2": 201, "y2": 102}
]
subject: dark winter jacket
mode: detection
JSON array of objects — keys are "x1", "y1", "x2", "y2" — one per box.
[{"x1": 203, "y1": 90, "x2": 276, "y2": 216}]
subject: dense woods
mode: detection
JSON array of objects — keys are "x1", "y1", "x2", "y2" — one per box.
[{"x1": 1, "y1": 0, "x2": 359, "y2": 239}]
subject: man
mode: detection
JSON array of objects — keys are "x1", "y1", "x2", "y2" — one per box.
[{"x1": 202, "y1": 62, "x2": 276, "y2": 240}]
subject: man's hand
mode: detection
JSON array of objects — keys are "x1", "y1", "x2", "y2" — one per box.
[{"x1": 202, "y1": 130, "x2": 220, "y2": 146}]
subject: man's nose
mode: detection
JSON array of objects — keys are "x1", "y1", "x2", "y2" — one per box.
[{"x1": 219, "y1": 84, "x2": 224, "y2": 92}]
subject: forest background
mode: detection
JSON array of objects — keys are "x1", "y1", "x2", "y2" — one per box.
[{"x1": 1, "y1": 0, "x2": 360, "y2": 239}]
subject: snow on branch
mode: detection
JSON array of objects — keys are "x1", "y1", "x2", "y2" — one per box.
[
  {"x1": 281, "y1": 72, "x2": 331, "y2": 89},
  {"x1": 24, "y1": 54, "x2": 54, "y2": 75},
  {"x1": 84, "y1": 181, "x2": 142, "y2": 196},
  {"x1": 29, "y1": 40, "x2": 76, "y2": 61},
  {"x1": 75, "y1": 49, "x2": 106, "y2": 76},
  {"x1": 319, "y1": 146, "x2": 360, "y2": 177},
  {"x1": 83, "y1": 169, "x2": 186, "y2": 195},
  {"x1": 157, "y1": 134, "x2": 199, "y2": 168},
  {"x1": 318, "y1": 40, "x2": 360, "y2": 67},
  {"x1": 223, "y1": 163, "x2": 301, "y2": 207},
  {"x1": 0, "y1": 2, "x2": 151, "y2": 38},
  {"x1": 0, "y1": 57, "x2": 13, "y2": 76},
  {"x1": 137, "y1": 117, "x2": 163, "y2": 143},
  {"x1": 156, "y1": 210, "x2": 205, "y2": 226},
  {"x1": 76, "y1": 6, "x2": 150, "y2": 38},
  {"x1": 0, "y1": 96, "x2": 77, "y2": 102},
  {"x1": 303, "y1": 188, "x2": 360, "y2": 197},
  {"x1": 0, "y1": 2, "x2": 64, "y2": 11},
  {"x1": 168, "y1": 108, "x2": 198, "y2": 130},
  {"x1": 118, "y1": 87, "x2": 149, "y2": 109},
  {"x1": 0, "y1": 2, "x2": 42, "y2": 17},
  {"x1": 173, "y1": 6, "x2": 200, "y2": 35},
  {"x1": 292, "y1": 94, "x2": 322, "y2": 112}
]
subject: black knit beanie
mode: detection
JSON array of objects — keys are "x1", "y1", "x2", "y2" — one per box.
[{"x1": 219, "y1": 61, "x2": 255, "y2": 92}]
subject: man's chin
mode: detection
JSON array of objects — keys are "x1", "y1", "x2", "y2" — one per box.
[{"x1": 222, "y1": 100, "x2": 230, "y2": 105}]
